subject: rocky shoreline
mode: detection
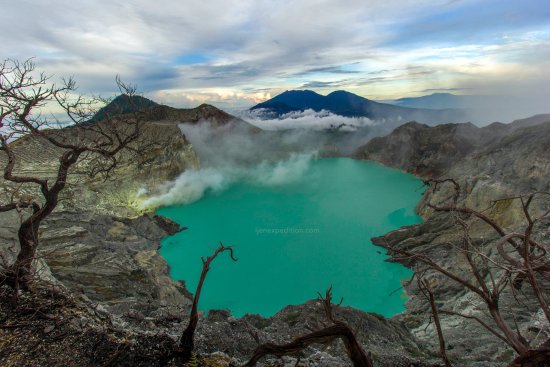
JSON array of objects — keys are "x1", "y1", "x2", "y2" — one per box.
[
  {"x1": 2, "y1": 110, "x2": 550, "y2": 366},
  {"x1": 361, "y1": 115, "x2": 550, "y2": 366}
]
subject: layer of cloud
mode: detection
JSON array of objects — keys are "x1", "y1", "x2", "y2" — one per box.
[{"x1": 242, "y1": 109, "x2": 374, "y2": 131}]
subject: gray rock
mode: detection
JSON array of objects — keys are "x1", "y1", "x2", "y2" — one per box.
[{"x1": 363, "y1": 116, "x2": 550, "y2": 365}]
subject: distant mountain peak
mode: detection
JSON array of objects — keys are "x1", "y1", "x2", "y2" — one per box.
[
  {"x1": 250, "y1": 89, "x2": 466, "y2": 125},
  {"x1": 88, "y1": 94, "x2": 159, "y2": 123},
  {"x1": 283, "y1": 89, "x2": 319, "y2": 94},
  {"x1": 390, "y1": 93, "x2": 466, "y2": 110},
  {"x1": 88, "y1": 95, "x2": 237, "y2": 126},
  {"x1": 327, "y1": 90, "x2": 357, "y2": 96}
]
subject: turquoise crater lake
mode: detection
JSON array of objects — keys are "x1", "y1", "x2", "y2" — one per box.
[{"x1": 157, "y1": 158, "x2": 423, "y2": 317}]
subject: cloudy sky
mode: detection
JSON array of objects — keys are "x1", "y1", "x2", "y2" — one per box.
[{"x1": 2, "y1": 0, "x2": 549, "y2": 109}]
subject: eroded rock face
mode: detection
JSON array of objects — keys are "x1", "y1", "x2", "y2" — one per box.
[
  {"x1": 373, "y1": 214, "x2": 550, "y2": 366},
  {"x1": 360, "y1": 116, "x2": 550, "y2": 365},
  {"x1": 354, "y1": 122, "x2": 481, "y2": 177},
  {"x1": 356, "y1": 115, "x2": 549, "y2": 183},
  {"x1": 0, "y1": 208, "x2": 191, "y2": 315},
  {"x1": 38, "y1": 211, "x2": 190, "y2": 314},
  {"x1": 0, "y1": 117, "x2": 202, "y2": 315},
  {"x1": 64, "y1": 122, "x2": 201, "y2": 216},
  {"x1": 355, "y1": 116, "x2": 550, "y2": 220}
]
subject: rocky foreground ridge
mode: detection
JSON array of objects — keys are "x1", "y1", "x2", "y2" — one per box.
[{"x1": 1, "y1": 107, "x2": 549, "y2": 366}]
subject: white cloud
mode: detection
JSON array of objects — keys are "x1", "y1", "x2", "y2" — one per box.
[
  {"x1": 150, "y1": 89, "x2": 272, "y2": 109},
  {"x1": 241, "y1": 109, "x2": 374, "y2": 131},
  {"x1": 1, "y1": 0, "x2": 549, "y2": 110}
]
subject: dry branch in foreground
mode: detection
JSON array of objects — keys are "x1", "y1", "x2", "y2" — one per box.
[
  {"x1": 178, "y1": 243, "x2": 237, "y2": 362},
  {"x1": 243, "y1": 287, "x2": 374, "y2": 367}
]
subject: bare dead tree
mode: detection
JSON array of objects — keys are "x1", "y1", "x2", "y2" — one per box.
[
  {"x1": 0, "y1": 59, "x2": 152, "y2": 291},
  {"x1": 424, "y1": 180, "x2": 550, "y2": 323},
  {"x1": 385, "y1": 179, "x2": 550, "y2": 365},
  {"x1": 243, "y1": 287, "x2": 374, "y2": 367},
  {"x1": 417, "y1": 276, "x2": 453, "y2": 367},
  {"x1": 178, "y1": 242, "x2": 237, "y2": 362}
]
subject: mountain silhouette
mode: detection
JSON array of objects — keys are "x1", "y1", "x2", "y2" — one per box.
[{"x1": 251, "y1": 90, "x2": 466, "y2": 124}]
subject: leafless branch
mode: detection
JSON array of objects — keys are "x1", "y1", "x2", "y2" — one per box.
[
  {"x1": 178, "y1": 242, "x2": 237, "y2": 362},
  {"x1": 243, "y1": 287, "x2": 374, "y2": 367}
]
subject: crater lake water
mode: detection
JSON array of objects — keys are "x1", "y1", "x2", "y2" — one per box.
[{"x1": 157, "y1": 157, "x2": 423, "y2": 317}]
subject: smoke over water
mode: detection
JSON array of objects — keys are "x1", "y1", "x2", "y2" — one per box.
[
  {"x1": 138, "y1": 110, "x2": 397, "y2": 209},
  {"x1": 138, "y1": 152, "x2": 316, "y2": 209}
]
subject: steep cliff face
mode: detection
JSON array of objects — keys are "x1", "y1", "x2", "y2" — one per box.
[
  {"x1": 354, "y1": 115, "x2": 550, "y2": 217},
  {"x1": 430, "y1": 121, "x2": 549, "y2": 234},
  {"x1": 372, "y1": 211, "x2": 550, "y2": 365},
  {"x1": 0, "y1": 122, "x2": 199, "y2": 216},
  {"x1": 0, "y1": 105, "x2": 238, "y2": 318},
  {"x1": 354, "y1": 122, "x2": 480, "y2": 177},
  {"x1": 355, "y1": 114, "x2": 550, "y2": 181},
  {"x1": 359, "y1": 115, "x2": 550, "y2": 364}
]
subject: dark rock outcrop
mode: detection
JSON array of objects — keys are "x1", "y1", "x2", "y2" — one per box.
[
  {"x1": 88, "y1": 94, "x2": 160, "y2": 124},
  {"x1": 354, "y1": 114, "x2": 550, "y2": 181},
  {"x1": 354, "y1": 121, "x2": 480, "y2": 177}
]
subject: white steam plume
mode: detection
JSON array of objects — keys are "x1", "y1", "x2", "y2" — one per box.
[
  {"x1": 137, "y1": 109, "x2": 388, "y2": 209},
  {"x1": 138, "y1": 152, "x2": 315, "y2": 209}
]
